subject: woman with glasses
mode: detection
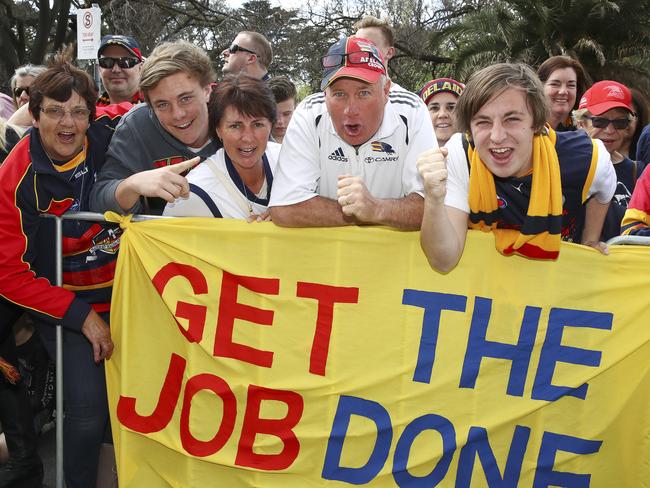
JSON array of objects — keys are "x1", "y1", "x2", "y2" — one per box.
[
  {"x1": 573, "y1": 80, "x2": 646, "y2": 240},
  {"x1": 0, "y1": 53, "x2": 129, "y2": 487},
  {"x1": 164, "y1": 73, "x2": 279, "y2": 220},
  {"x1": 9, "y1": 64, "x2": 47, "y2": 110}
]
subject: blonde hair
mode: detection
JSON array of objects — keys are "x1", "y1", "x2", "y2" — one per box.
[
  {"x1": 353, "y1": 15, "x2": 395, "y2": 47},
  {"x1": 239, "y1": 31, "x2": 273, "y2": 69},
  {"x1": 140, "y1": 41, "x2": 215, "y2": 102}
]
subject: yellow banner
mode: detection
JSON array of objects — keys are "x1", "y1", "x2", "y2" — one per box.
[{"x1": 106, "y1": 216, "x2": 650, "y2": 487}]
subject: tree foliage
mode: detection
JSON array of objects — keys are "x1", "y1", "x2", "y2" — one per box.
[
  {"x1": 443, "y1": 0, "x2": 650, "y2": 93},
  {"x1": 1, "y1": 0, "x2": 648, "y2": 97}
]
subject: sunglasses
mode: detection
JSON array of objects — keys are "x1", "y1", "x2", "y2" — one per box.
[
  {"x1": 228, "y1": 44, "x2": 257, "y2": 56},
  {"x1": 322, "y1": 51, "x2": 384, "y2": 69},
  {"x1": 585, "y1": 114, "x2": 632, "y2": 130},
  {"x1": 98, "y1": 57, "x2": 141, "y2": 69},
  {"x1": 13, "y1": 86, "x2": 29, "y2": 98}
]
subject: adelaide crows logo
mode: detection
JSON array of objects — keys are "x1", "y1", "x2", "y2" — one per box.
[
  {"x1": 371, "y1": 141, "x2": 395, "y2": 153},
  {"x1": 497, "y1": 194, "x2": 508, "y2": 209}
]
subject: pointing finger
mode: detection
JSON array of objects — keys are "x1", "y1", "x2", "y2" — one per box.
[{"x1": 169, "y1": 156, "x2": 200, "y2": 174}]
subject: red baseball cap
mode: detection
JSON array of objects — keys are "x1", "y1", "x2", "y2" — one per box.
[
  {"x1": 578, "y1": 80, "x2": 633, "y2": 115},
  {"x1": 321, "y1": 36, "x2": 387, "y2": 91}
]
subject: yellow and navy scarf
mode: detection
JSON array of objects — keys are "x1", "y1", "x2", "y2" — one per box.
[{"x1": 468, "y1": 126, "x2": 563, "y2": 260}]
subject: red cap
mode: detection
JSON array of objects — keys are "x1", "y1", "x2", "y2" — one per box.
[
  {"x1": 578, "y1": 80, "x2": 633, "y2": 115},
  {"x1": 321, "y1": 37, "x2": 387, "y2": 90}
]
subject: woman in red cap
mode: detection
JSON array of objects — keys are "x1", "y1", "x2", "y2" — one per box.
[
  {"x1": 573, "y1": 80, "x2": 646, "y2": 240},
  {"x1": 418, "y1": 77, "x2": 464, "y2": 146}
]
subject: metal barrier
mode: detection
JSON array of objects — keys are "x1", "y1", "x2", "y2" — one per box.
[
  {"x1": 35, "y1": 213, "x2": 650, "y2": 487},
  {"x1": 606, "y1": 235, "x2": 650, "y2": 246},
  {"x1": 41, "y1": 211, "x2": 166, "y2": 488}
]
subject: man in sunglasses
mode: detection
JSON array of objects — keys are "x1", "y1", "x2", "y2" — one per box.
[
  {"x1": 222, "y1": 31, "x2": 272, "y2": 81},
  {"x1": 96, "y1": 35, "x2": 145, "y2": 106},
  {"x1": 574, "y1": 80, "x2": 646, "y2": 240},
  {"x1": 269, "y1": 36, "x2": 435, "y2": 229}
]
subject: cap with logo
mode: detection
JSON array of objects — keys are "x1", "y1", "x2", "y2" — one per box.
[
  {"x1": 97, "y1": 35, "x2": 143, "y2": 61},
  {"x1": 578, "y1": 80, "x2": 633, "y2": 115},
  {"x1": 418, "y1": 78, "x2": 465, "y2": 106},
  {"x1": 321, "y1": 36, "x2": 387, "y2": 91}
]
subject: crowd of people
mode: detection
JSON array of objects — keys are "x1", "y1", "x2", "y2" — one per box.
[{"x1": 0, "y1": 14, "x2": 648, "y2": 487}]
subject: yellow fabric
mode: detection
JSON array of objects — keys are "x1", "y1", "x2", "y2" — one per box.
[
  {"x1": 106, "y1": 218, "x2": 650, "y2": 487},
  {"x1": 467, "y1": 127, "x2": 563, "y2": 259}
]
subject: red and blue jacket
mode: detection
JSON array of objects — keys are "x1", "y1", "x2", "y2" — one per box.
[{"x1": 0, "y1": 103, "x2": 129, "y2": 331}]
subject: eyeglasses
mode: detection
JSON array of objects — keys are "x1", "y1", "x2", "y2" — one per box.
[
  {"x1": 584, "y1": 114, "x2": 632, "y2": 130},
  {"x1": 13, "y1": 86, "x2": 29, "y2": 99},
  {"x1": 98, "y1": 57, "x2": 141, "y2": 69},
  {"x1": 322, "y1": 51, "x2": 384, "y2": 69},
  {"x1": 39, "y1": 106, "x2": 91, "y2": 121},
  {"x1": 228, "y1": 44, "x2": 257, "y2": 56}
]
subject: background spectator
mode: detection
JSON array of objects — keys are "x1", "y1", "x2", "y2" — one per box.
[
  {"x1": 418, "y1": 77, "x2": 464, "y2": 147},
  {"x1": 573, "y1": 80, "x2": 645, "y2": 240},
  {"x1": 96, "y1": 34, "x2": 145, "y2": 106},
  {"x1": 268, "y1": 76, "x2": 297, "y2": 143},
  {"x1": 537, "y1": 55, "x2": 590, "y2": 131},
  {"x1": 221, "y1": 31, "x2": 272, "y2": 80},
  {"x1": 0, "y1": 93, "x2": 15, "y2": 119},
  {"x1": 622, "y1": 88, "x2": 649, "y2": 159},
  {"x1": 10, "y1": 64, "x2": 47, "y2": 110}
]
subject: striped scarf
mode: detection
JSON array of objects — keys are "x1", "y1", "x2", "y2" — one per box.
[{"x1": 468, "y1": 127, "x2": 563, "y2": 260}]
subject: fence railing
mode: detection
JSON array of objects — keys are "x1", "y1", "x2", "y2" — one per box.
[
  {"x1": 41, "y1": 211, "x2": 166, "y2": 488},
  {"x1": 606, "y1": 235, "x2": 650, "y2": 246}
]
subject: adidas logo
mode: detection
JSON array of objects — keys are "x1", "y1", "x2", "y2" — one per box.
[{"x1": 328, "y1": 147, "x2": 348, "y2": 162}]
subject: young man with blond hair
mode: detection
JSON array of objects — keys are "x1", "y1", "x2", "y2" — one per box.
[{"x1": 90, "y1": 40, "x2": 221, "y2": 215}]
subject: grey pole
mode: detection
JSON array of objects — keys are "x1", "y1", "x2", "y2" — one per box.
[
  {"x1": 54, "y1": 216, "x2": 64, "y2": 488},
  {"x1": 42, "y1": 211, "x2": 170, "y2": 488}
]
